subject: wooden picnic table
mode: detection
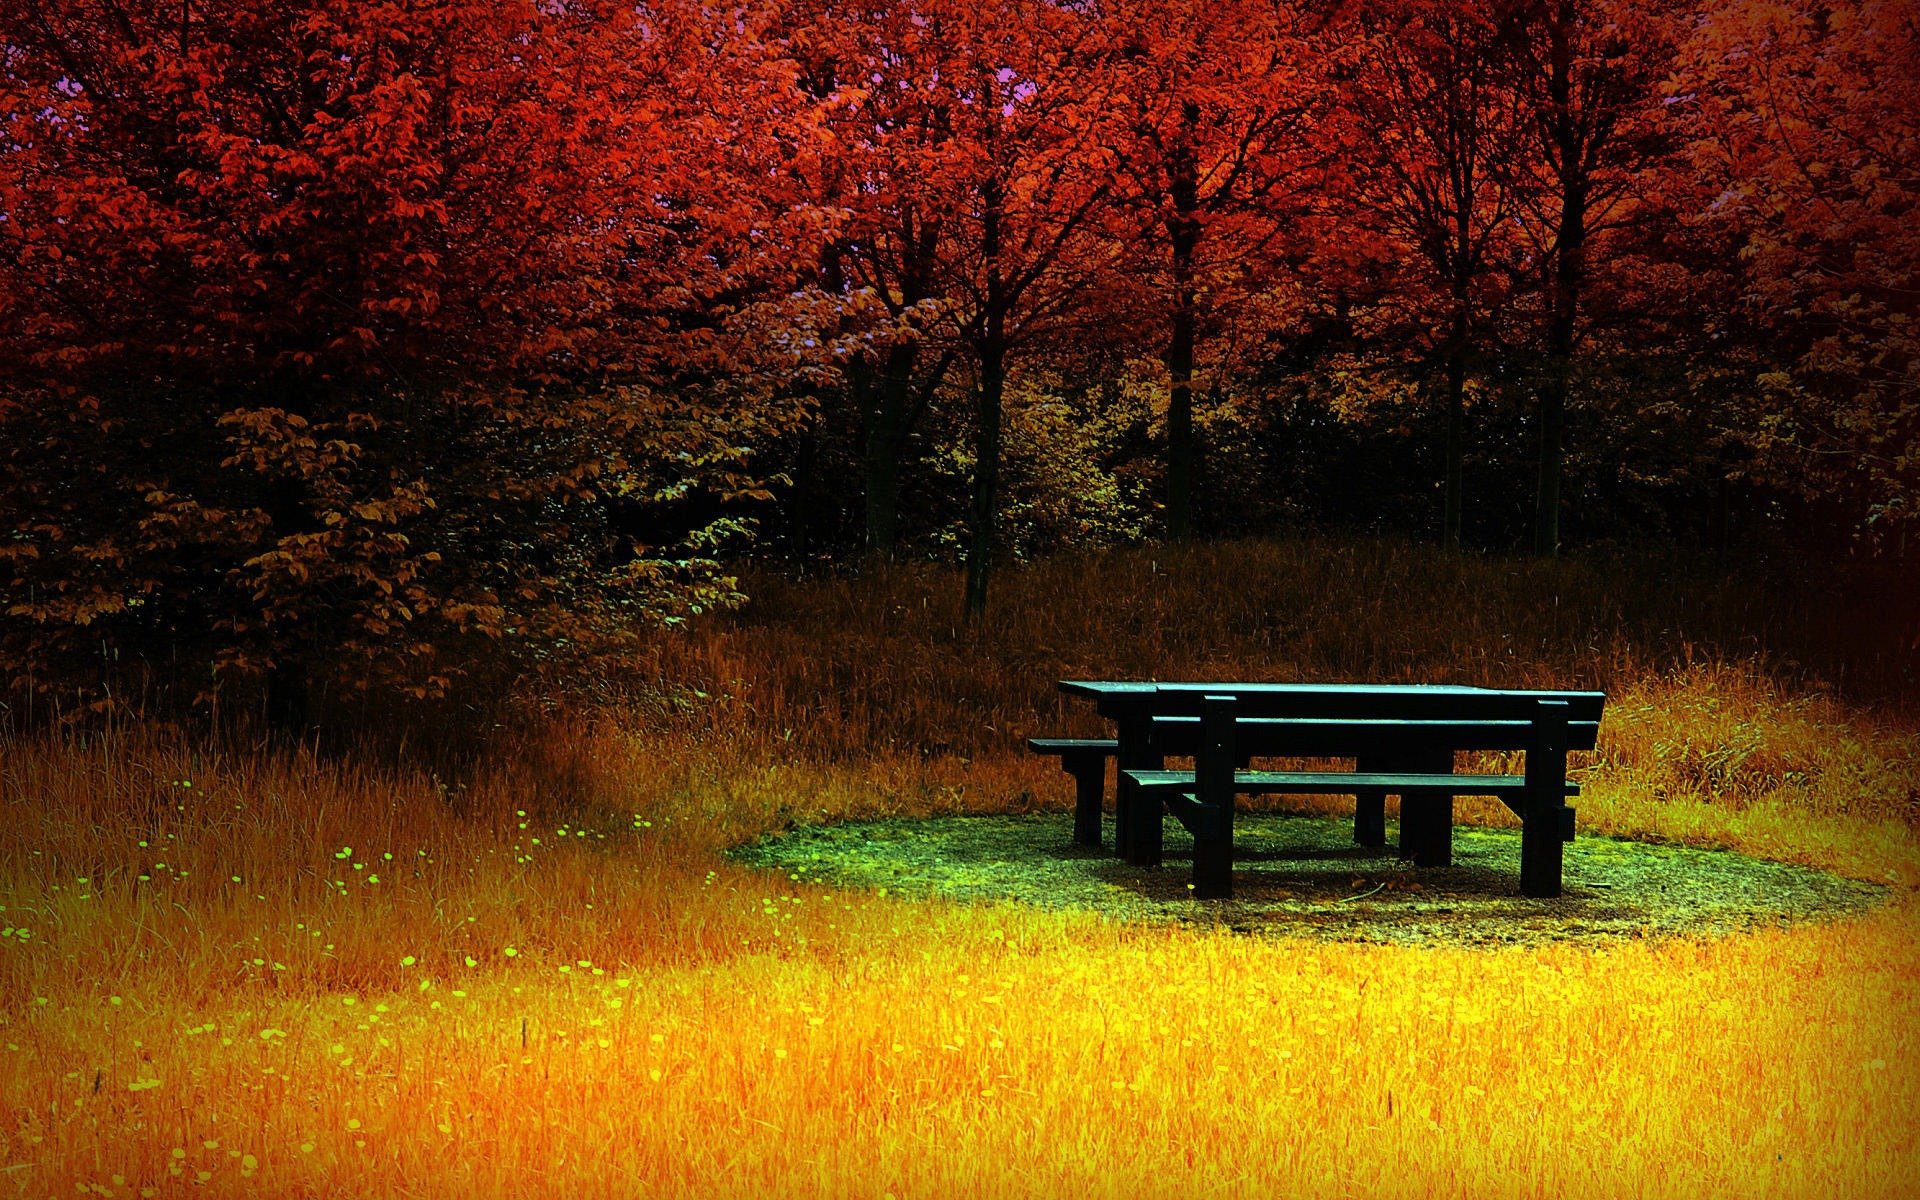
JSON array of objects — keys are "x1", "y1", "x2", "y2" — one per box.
[{"x1": 1035, "y1": 680, "x2": 1606, "y2": 898}]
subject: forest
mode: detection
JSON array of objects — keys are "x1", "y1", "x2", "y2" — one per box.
[
  {"x1": 2, "y1": 0, "x2": 1914, "y2": 721},
  {"x1": 1, "y1": 1, "x2": 1916, "y2": 1198}
]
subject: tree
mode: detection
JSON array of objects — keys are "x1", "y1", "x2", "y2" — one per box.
[
  {"x1": 1348, "y1": 0, "x2": 1526, "y2": 549},
  {"x1": 1099, "y1": 0, "x2": 1334, "y2": 541},
  {"x1": 0, "y1": 0, "x2": 813, "y2": 724},
  {"x1": 1679, "y1": 0, "x2": 1920, "y2": 552},
  {"x1": 1504, "y1": 0, "x2": 1683, "y2": 556},
  {"x1": 783, "y1": 2, "x2": 1133, "y2": 609},
  {"x1": 781, "y1": 2, "x2": 967, "y2": 558},
  {"x1": 934, "y1": 2, "x2": 1130, "y2": 617}
]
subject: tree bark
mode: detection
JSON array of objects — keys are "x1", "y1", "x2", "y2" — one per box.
[
  {"x1": 1444, "y1": 143, "x2": 1475, "y2": 551},
  {"x1": 1164, "y1": 110, "x2": 1202, "y2": 542},
  {"x1": 1535, "y1": 0, "x2": 1584, "y2": 559},
  {"x1": 863, "y1": 340, "x2": 918, "y2": 557},
  {"x1": 1535, "y1": 285, "x2": 1577, "y2": 558},
  {"x1": 264, "y1": 656, "x2": 311, "y2": 738},
  {"x1": 1443, "y1": 330, "x2": 1467, "y2": 551},
  {"x1": 964, "y1": 173, "x2": 1006, "y2": 621},
  {"x1": 965, "y1": 335, "x2": 1005, "y2": 619}
]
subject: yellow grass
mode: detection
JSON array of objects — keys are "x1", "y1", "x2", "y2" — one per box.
[{"x1": 4, "y1": 541, "x2": 1918, "y2": 1198}]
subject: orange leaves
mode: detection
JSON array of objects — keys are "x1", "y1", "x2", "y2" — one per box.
[
  {"x1": 1673, "y1": 0, "x2": 1920, "y2": 540},
  {"x1": 0, "y1": 0, "x2": 816, "y2": 719},
  {"x1": 5, "y1": 0, "x2": 1907, "y2": 719}
]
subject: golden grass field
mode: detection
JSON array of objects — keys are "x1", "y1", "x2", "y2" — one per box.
[{"x1": 3, "y1": 539, "x2": 1917, "y2": 1198}]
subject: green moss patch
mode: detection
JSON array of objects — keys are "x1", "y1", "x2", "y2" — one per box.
[{"x1": 729, "y1": 811, "x2": 1887, "y2": 947}]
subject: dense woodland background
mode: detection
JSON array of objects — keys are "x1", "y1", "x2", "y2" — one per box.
[{"x1": 2, "y1": 0, "x2": 1915, "y2": 731}]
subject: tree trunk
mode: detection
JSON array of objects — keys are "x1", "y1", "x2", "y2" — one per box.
[
  {"x1": 1443, "y1": 336, "x2": 1467, "y2": 551},
  {"x1": 864, "y1": 340, "x2": 918, "y2": 557},
  {"x1": 264, "y1": 656, "x2": 311, "y2": 739},
  {"x1": 1165, "y1": 277, "x2": 1197, "y2": 540},
  {"x1": 965, "y1": 337, "x2": 1005, "y2": 619},
  {"x1": 1535, "y1": 0, "x2": 1584, "y2": 560},
  {"x1": 1535, "y1": 301, "x2": 1576, "y2": 558},
  {"x1": 964, "y1": 172, "x2": 1007, "y2": 621},
  {"x1": 1163, "y1": 106, "x2": 1202, "y2": 542}
]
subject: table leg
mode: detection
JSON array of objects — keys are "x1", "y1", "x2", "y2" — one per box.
[
  {"x1": 1127, "y1": 786, "x2": 1165, "y2": 869},
  {"x1": 1398, "y1": 791, "x2": 1424, "y2": 861},
  {"x1": 1414, "y1": 749, "x2": 1454, "y2": 867},
  {"x1": 1406, "y1": 793, "x2": 1454, "y2": 867},
  {"x1": 1353, "y1": 755, "x2": 1387, "y2": 848},
  {"x1": 1396, "y1": 750, "x2": 1454, "y2": 867}
]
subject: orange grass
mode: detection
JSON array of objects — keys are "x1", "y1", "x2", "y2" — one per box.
[{"x1": 4, "y1": 540, "x2": 1918, "y2": 1198}]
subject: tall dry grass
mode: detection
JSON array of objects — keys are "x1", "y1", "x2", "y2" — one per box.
[
  {"x1": 612, "y1": 537, "x2": 1917, "y2": 879},
  {"x1": 3, "y1": 538, "x2": 1917, "y2": 1198},
  {"x1": 621, "y1": 538, "x2": 1915, "y2": 759}
]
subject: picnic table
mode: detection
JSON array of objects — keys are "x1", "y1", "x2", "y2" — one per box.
[{"x1": 1030, "y1": 680, "x2": 1605, "y2": 900}]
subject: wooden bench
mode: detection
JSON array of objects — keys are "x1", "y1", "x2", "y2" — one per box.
[
  {"x1": 1026, "y1": 737, "x2": 1118, "y2": 847},
  {"x1": 1122, "y1": 694, "x2": 1588, "y2": 899},
  {"x1": 1140, "y1": 710, "x2": 1599, "y2": 857}
]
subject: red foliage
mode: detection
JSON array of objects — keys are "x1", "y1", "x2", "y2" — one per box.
[
  {"x1": 2, "y1": 0, "x2": 1910, "y2": 721},
  {"x1": 0, "y1": 0, "x2": 814, "y2": 720}
]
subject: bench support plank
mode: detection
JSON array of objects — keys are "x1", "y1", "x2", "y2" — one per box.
[
  {"x1": 1191, "y1": 695, "x2": 1237, "y2": 898},
  {"x1": 1520, "y1": 701, "x2": 1571, "y2": 898}
]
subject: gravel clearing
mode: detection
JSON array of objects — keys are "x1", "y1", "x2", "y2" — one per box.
[{"x1": 731, "y1": 810, "x2": 1888, "y2": 947}]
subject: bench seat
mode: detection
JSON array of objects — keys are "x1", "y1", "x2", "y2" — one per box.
[
  {"x1": 1123, "y1": 768, "x2": 1578, "y2": 809},
  {"x1": 1123, "y1": 767, "x2": 1578, "y2": 846},
  {"x1": 1027, "y1": 737, "x2": 1119, "y2": 756}
]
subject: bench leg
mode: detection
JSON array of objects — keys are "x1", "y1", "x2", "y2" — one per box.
[
  {"x1": 1398, "y1": 793, "x2": 1427, "y2": 862},
  {"x1": 1521, "y1": 700, "x2": 1571, "y2": 898},
  {"x1": 1395, "y1": 751, "x2": 1453, "y2": 868},
  {"x1": 1190, "y1": 695, "x2": 1235, "y2": 897},
  {"x1": 1065, "y1": 755, "x2": 1105, "y2": 848},
  {"x1": 1354, "y1": 789, "x2": 1387, "y2": 848},
  {"x1": 1112, "y1": 715, "x2": 1143, "y2": 860}
]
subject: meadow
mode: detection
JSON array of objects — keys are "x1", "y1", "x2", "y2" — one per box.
[{"x1": 3, "y1": 538, "x2": 1916, "y2": 1198}]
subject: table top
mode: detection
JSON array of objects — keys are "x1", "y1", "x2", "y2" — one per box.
[
  {"x1": 1059, "y1": 679, "x2": 1496, "y2": 698},
  {"x1": 1058, "y1": 680, "x2": 1607, "y2": 724}
]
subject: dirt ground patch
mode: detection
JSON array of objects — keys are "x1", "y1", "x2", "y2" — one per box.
[{"x1": 730, "y1": 811, "x2": 1888, "y2": 947}]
